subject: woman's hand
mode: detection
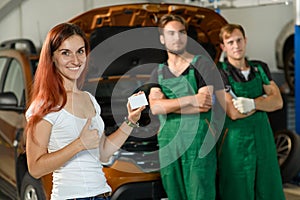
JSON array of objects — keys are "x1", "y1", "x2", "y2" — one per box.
[
  {"x1": 127, "y1": 91, "x2": 146, "y2": 124},
  {"x1": 79, "y1": 118, "x2": 100, "y2": 150}
]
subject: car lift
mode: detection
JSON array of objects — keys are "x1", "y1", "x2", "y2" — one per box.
[
  {"x1": 295, "y1": 0, "x2": 300, "y2": 136},
  {"x1": 292, "y1": 0, "x2": 300, "y2": 185}
]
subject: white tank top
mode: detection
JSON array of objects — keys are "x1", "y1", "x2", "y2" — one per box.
[{"x1": 26, "y1": 92, "x2": 112, "y2": 199}]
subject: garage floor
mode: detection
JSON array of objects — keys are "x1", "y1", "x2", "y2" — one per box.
[
  {"x1": 284, "y1": 183, "x2": 300, "y2": 200},
  {"x1": 0, "y1": 185, "x2": 299, "y2": 199}
]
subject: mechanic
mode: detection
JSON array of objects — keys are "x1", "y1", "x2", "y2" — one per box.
[
  {"x1": 148, "y1": 14, "x2": 220, "y2": 200},
  {"x1": 217, "y1": 23, "x2": 285, "y2": 200}
]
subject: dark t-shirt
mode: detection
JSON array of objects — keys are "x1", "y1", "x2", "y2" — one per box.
[
  {"x1": 218, "y1": 60, "x2": 272, "y2": 87},
  {"x1": 149, "y1": 55, "x2": 224, "y2": 92}
]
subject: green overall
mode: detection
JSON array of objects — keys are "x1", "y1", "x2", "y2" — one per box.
[
  {"x1": 217, "y1": 62, "x2": 285, "y2": 200},
  {"x1": 157, "y1": 56, "x2": 216, "y2": 200}
]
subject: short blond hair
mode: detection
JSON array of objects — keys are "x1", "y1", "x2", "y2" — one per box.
[{"x1": 219, "y1": 24, "x2": 246, "y2": 44}]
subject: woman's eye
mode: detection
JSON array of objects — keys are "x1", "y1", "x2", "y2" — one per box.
[
  {"x1": 78, "y1": 49, "x2": 85, "y2": 54},
  {"x1": 62, "y1": 51, "x2": 70, "y2": 56}
]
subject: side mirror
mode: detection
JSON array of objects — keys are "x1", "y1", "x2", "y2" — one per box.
[{"x1": 0, "y1": 92, "x2": 25, "y2": 113}]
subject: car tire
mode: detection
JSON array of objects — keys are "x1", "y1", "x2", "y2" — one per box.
[
  {"x1": 283, "y1": 47, "x2": 294, "y2": 95},
  {"x1": 275, "y1": 130, "x2": 300, "y2": 183},
  {"x1": 20, "y1": 172, "x2": 46, "y2": 200}
]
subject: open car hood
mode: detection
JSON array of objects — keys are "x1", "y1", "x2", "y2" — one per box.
[
  {"x1": 68, "y1": 3, "x2": 228, "y2": 134},
  {"x1": 69, "y1": 3, "x2": 228, "y2": 63},
  {"x1": 66, "y1": 3, "x2": 228, "y2": 168}
]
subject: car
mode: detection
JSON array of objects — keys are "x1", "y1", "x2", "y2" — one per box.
[
  {"x1": 275, "y1": 19, "x2": 300, "y2": 183},
  {"x1": 275, "y1": 19, "x2": 294, "y2": 94},
  {"x1": 0, "y1": 3, "x2": 228, "y2": 200},
  {"x1": 0, "y1": 39, "x2": 40, "y2": 199}
]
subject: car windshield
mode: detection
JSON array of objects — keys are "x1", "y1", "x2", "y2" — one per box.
[{"x1": 30, "y1": 56, "x2": 39, "y2": 76}]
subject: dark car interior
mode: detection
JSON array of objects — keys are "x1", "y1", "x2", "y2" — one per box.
[{"x1": 84, "y1": 24, "x2": 218, "y2": 154}]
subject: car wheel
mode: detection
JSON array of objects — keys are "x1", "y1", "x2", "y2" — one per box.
[
  {"x1": 20, "y1": 172, "x2": 46, "y2": 200},
  {"x1": 275, "y1": 130, "x2": 300, "y2": 183},
  {"x1": 283, "y1": 47, "x2": 294, "y2": 95}
]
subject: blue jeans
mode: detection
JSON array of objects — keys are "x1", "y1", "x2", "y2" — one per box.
[
  {"x1": 68, "y1": 196, "x2": 111, "y2": 200},
  {"x1": 68, "y1": 197, "x2": 110, "y2": 200}
]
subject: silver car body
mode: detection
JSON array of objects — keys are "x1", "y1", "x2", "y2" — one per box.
[{"x1": 275, "y1": 19, "x2": 294, "y2": 69}]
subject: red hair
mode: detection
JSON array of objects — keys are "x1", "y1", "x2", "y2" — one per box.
[{"x1": 26, "y1": 23, "x2": 90, "y2": 135}]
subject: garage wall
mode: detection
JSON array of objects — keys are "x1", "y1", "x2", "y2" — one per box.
[
  {"x1": 0, "y1": 0, "x2": 89, "y2": 47},
  {"x1": 0, "y1": 0, "x2": 294, "y2": 72},
  {"x1": 0, "y1": 0, "x2": 184, "y2": 48},
  {"x1": 220, "y1": 3, "x2": 294, "y2": 72}
]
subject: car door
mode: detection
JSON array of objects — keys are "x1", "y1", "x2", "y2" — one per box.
[{"x1": 0, "y1": 56, "x2": 26, "y2": 187}]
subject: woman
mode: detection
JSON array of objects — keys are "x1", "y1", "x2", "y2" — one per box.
[{"x1": 25, "y1": 23, "x2": 145, "y2": 200}]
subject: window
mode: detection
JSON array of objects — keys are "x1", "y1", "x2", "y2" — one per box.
[
  {"x1": 3, "y1": 59, "x2": 24, "y2": 106},
  {"x1": 0, "y1": 57, "x2": 7, "y2": 80}
]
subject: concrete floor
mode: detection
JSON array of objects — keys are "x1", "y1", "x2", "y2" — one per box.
[
  {"x1": 1, "y1": 184, "x2": 299, "y2": 199},
  {"x1": 284, "y1": 183, "x2": 300, "y2": 200}
]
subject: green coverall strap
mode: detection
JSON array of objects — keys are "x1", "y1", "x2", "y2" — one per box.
[
  {"x1": 248, "y1": 61, "x2": 270, "y2": 85},
  {"x1": 219, "y1": 62, "x2": 236, "y2": 92},
  {"x1": 219, "y1": 61, "x2": 270, "y2": 84},
  {"x1": 157, "y1": 63, "x2": 164, "y2": 84},
  {"x1": 219, "y1": 61, "x2": 270, "y2": 95},
  {"x1": 191, "y1": 55, "x2": 200, "y2": 65},
  {"x1": 157, "y1": 56, "x2": 200, "y2": 94}
]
